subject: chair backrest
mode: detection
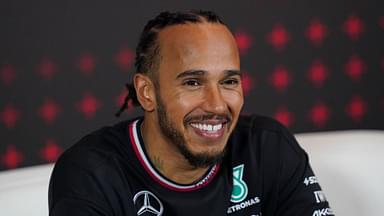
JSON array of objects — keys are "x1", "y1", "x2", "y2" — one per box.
[
  {"x1": 0, "y1": 163, "x2": 54, "y2": 216},
  {"x1": 296, "y1": 130, "x2": 384, "y2": 216}
]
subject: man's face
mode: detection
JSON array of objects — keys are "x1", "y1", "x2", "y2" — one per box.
[{"x1": 154, "y1": 23, "x2": 243, "y2": 167}]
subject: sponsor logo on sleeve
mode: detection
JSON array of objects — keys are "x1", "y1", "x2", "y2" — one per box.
[
  {"x1": 313, "y1": 190, "x2": 327, "y2": 203},
  {"x1": 304, "y1": 176, "x2": 319, "y2": 186},
  {"x1": 312, "y1": 207, "x2": 334, "y2": 216}
]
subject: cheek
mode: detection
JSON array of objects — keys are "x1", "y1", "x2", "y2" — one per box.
[
  {"x1": 173, "y1": 94, "x2": 196, "y2": 109},
  {"x1": 162, "y1": 92, "x2": 197, "y2": 119},
  {"x1": 223, "y1": 90, "x2": 244, "y2": 112}
]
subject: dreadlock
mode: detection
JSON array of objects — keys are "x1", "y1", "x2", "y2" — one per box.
[{"x1": 115, "y1": 10, "x2": 224, "y2": 117}]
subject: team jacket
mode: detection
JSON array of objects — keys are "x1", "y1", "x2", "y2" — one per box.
[{"x1": 49, "y1": 115, "x2": 333, "y2": 216}]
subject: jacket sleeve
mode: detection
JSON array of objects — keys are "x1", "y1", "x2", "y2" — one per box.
[{"x1": 275, "y1": 129, "x2": 334, "y2": 216}]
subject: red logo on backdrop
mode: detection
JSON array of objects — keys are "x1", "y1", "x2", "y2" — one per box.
[
  {"x1": 306, "y1": 19, "x2": 328, "y2": 46},
  {"x1": 37, "y1": 57, "x2": 57, "y2": 80},
  {"x1": 0, "y1": 64, "x2": 16, "y2": 86},
  {"x1": 0, "y1": 104, "x2": 20, "y2": 129},
  {"x1": 307, "y1": 60, "x2": 329, "y2": 88},
  {"x1": 115, "y1": 47, "x2": 134, "y2": 71},
  {"x1": 343, "y1": 15, "x2": 365, "y2": 41},
  {"x1": 267, "y1": 24, "x2": 290, "y2": 51},
  {"x1": 269, "y1": 66, "x2": 292, "y2": 92},
  {"x1": 309, "y1": 102, "x2": 330, "y2": 128},
  {"x1": 76, "y1": 92, "x2": 101, "y2": 119},
  {"x1": 38, "y1": 98, "x2": 60, "y2": 124},
  {"x1": 274, "y1": 106, "x2": 294, "y2": 128},
  {"x1": 241, "y1": 72, "x2": 253, "y2": 96},
  {"x1": 78, "y1": 53, "x2": 96, "y2": 75},
  {"x1": 40, "y1": 139, "x2": 62, "y2": 163},
  {"x1": 344, "y1": 55, "x2": 366, "y2": 81},
  {"x1": 346, "y1": 95, "x2": 367, "y2": 122},
  {"x1": 1, "y1": 145, "x2": 23, "y2": 169},
  {"x1": 235, "y1": 31, "x2": 253, "y2": 55}
]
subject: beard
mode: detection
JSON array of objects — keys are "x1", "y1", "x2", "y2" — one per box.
[{"x1": 156, "y1": 93, "x2": 227, "y2": 168}]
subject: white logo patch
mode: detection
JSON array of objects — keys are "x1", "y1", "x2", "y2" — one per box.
[
  {"x1": 304, "y1": 176, "x2": 318, "y2": 186},
  {"x1": 133, "y1": 190, "x2": 164, "y2": 216},
  {"x1": 313, "y1": 190, "x2": 327, "y2": 203},
  {"x1": 312, "y1": 207, "x2": 334, "y2": 216}
]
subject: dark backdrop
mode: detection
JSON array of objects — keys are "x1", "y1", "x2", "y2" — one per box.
[{"x1": 1, "y1": 0, "x2": 383, "y2": 170}]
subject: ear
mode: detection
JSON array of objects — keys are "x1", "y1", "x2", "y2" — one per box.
[{"x1": 134, "y1": 74, "x2": 156, "y2": 112}]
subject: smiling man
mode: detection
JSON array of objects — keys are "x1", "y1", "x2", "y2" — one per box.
[{"x1": 49, "y1": 10, "x2": 333, "y2": 216}]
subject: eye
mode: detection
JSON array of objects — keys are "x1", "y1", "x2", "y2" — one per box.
[
  {"x1": 183, "y1": 79, "x2": 201, "y2": 86},
  {"x1": 221, "y1": 78, "x2": 240, "y2": 87}
]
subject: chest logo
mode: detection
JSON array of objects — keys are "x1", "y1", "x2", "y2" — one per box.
[
  {"x1": 133, "y1": 190, "x2": 164, "y2": 216},
  {"x1": 231, "y1": 164, "x2": 248, "y2": 203}
]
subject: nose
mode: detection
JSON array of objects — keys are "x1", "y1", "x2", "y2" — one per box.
[{"x1": 202, "y1": 84, "x2": 227, "y2": 114}]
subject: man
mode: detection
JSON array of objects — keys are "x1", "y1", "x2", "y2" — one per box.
[{"x1": 49, "y1": 10, "x2": 333, "y2": 215}]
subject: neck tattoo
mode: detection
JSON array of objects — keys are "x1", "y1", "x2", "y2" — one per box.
[{"x1": 152, "y1": 155, "x2": 164, "y2": 171}]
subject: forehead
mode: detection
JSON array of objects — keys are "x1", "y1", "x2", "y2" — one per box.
[{"x1": 156, "y1": 22, "x2": 239, "y2": 71}]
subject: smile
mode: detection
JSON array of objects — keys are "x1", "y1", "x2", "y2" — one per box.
[
  {"x1": 190, "y1": 123, "x2": 223, "y2": 133},
  {"x1": 189, "y1": 121, "x2": 227, "y2": 139}
]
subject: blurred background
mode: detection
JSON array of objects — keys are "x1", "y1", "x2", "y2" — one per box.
[{"x1": 1, "y1": 0, "x2": 383, "y2": 171}]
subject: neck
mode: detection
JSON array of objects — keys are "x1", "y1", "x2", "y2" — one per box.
[{"x1": 141, "y1": 116, "x2": 210, "y2": 184}]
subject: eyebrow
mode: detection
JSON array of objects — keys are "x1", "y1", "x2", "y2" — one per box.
[
  {"x1": 176, "y1": 69, "x2": 241, "y2": 79},
  {"x1": 224, "y1": 70, "x2": 242, "y2": 77},
  {"x1": 176, "y1": 70, "x2": 206, "y2": 79}
]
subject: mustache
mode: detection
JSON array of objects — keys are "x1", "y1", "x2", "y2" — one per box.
[{"x1": 184, "y1": 113, "x2": 232, "y2": 123}]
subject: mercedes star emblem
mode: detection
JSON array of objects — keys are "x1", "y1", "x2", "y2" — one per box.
[{"x1": 133, "y1": 190, "x2": 164, "y2": 216}]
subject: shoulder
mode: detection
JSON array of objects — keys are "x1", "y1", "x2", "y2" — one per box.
[
  {"x1": 233, "y1": 114, "x2": 292, "y2": 141},
  {"x1": 231, "y1": 114, "x2": 305, "y2": 157},
  {"x1": 236, "y1": 114, "x2": 288, "y2": 133},
  {"x1": 54, "y1": 118, "x2": 139, "y2": 172},
  {"x1": 49, "y1": 118, "x2": 141, "y2": 213}
]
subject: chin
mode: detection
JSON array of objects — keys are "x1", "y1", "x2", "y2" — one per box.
[{"x1": 180, "y1": 140, "x2": 228, "y2": 168}]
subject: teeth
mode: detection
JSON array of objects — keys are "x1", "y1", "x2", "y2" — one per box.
[
  {"x1": 207, "y1": 125, "x2": 212, "y2": 131},
  {"x1": 213, "y1": 124, "x2": 222, "y2": 131},
  {"x1": 191, "y1": 123, "x2": 223, "y2": 132}
]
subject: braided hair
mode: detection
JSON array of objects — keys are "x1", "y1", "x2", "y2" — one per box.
[{"x1": 115, "y1": 10, "x2": 224, "y2": 117}]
